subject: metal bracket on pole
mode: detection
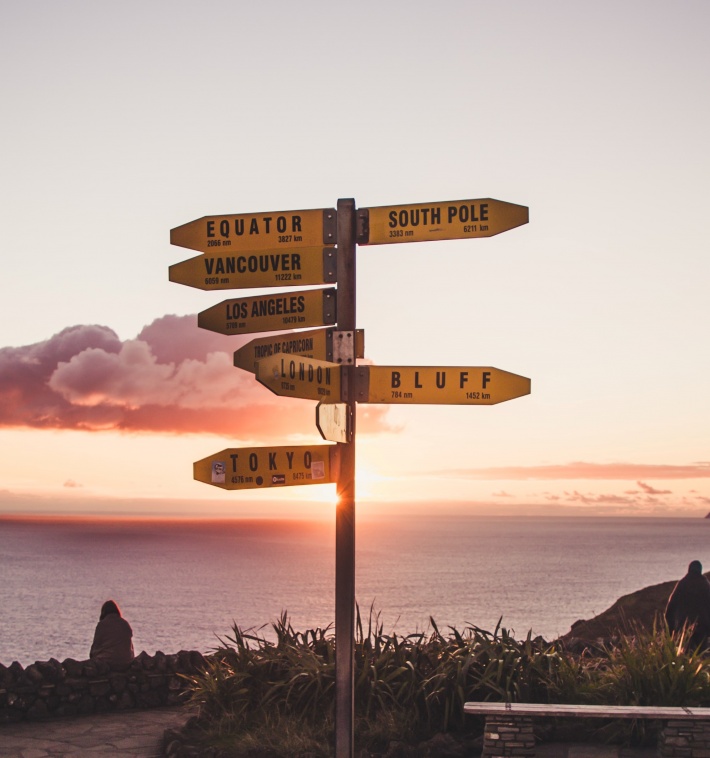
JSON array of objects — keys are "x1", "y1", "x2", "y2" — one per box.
[
  {"x1": 353, "y1": 365, "x2": 370, "y2": 402},
  {"x1": 331, "y1": 329, "x2": 364, "y2": 365},
  {"x1": 323, "y1": 208, "x2": 338, "y2": 245},
  {"x1": 356, "y1": 208, "x2": 369, "y2": 244},
  {"x1": 322, "y1": 288, "x2": 338, "y2": 324}
]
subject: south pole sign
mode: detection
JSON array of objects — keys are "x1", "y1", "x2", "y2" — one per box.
[
  {"x1": 358, "y1": 198, "x2": 528, "y2": 245},
  {"x1": 169, "y1": 196, "x2": 529, "y2": 758}
]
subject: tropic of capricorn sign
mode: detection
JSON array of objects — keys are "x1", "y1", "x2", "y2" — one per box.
[{"x1": 169, "y1": 197, "x2": 530, "y2": 758}]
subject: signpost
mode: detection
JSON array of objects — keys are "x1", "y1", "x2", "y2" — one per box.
[
  {"x1": 334, "y1": 199, "x2": 357, "y2": 758},
  {"x1": 357, "y1": 198, "x2": 528, "y2": 245},
  {"x1": 233, "y1": 328, "x2": 365, "y2": 374},
  {"x1": 354, "y1": 366, "x2": 531, "y2": 405},
  {"x1": 193, "y1": 444, "x2": 337, "y2": 490},
  {"x1": 169, "y1": 247, "x2": 337, "y2": 290},
  {"x1": 171, "y1": 207, "x2": 337, "y2": 253},
  {"x1": 256, "y1": 354, "x2": 342, "y2": 403},
  {"x1": 197, "y1": 287, "x2": 336, "y2": 335},
  {"x1": 169, "y1": 194, "x2": 530, "y2": 758}
]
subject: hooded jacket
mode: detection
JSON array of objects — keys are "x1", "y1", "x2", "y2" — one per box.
[
  {"x1": 90, "y1": 611, "x2": 134, "y2": 666},
  {"x1": 665, "y1": 563, "x2": 710, "y2": 649}
]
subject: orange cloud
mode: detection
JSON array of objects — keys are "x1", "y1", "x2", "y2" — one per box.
[
  {"x1": 0, "y1": 316, "x2": 393, "y2": 437},
  {"x1": 635, "y1": 481, "x2": 672, "y2": 495},
  {"x1": 439, "y1": 462, "x2": 710, "y2": 480},
  {"x1": 563, "y1": 490, "x2": 636, "y2": 505}
]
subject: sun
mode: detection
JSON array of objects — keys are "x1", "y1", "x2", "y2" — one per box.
[
  {"x1": 354, "y1": 464, "x2": 382, "y2": 499},
  {"x1": 304, "y1": 463, "x2": 384, "y2": 508}
]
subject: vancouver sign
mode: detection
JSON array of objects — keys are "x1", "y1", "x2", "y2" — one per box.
[{"x1": 169, "y1": 247, "x2": 337, "y2": 290}]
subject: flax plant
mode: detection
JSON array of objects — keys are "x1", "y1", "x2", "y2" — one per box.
[
  {"x1": 420, "y1": 618, "x2": 561, "y2": 731},
  {"x1": 181, "y1": 610, "x2": 710, "y2": 755},
  {"x1": 598, "y1": 618, "x2": 710, "y2": 707}
]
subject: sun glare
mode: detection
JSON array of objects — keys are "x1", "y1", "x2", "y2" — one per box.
[
  {"x1": 355, "y1": 464, "x2": 383, "y2": 499},
  {"x1": 304, "y1": 464, "x2": 384, "y2": 509}
]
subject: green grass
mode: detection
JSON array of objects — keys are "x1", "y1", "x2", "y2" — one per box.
[{"x1": 179, "y1": 609, "x2": 710, "y2": 756}]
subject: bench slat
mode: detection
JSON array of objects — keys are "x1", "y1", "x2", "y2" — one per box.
[{"x1": 463, "y1": 703, "x2": 710, "y2": 719}]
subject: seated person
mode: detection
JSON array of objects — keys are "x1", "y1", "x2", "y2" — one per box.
[{"x1": 90, "y1": 599, "x2": 135, "y2": 666}]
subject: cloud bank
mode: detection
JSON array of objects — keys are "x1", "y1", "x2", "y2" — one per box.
[
  {"x1": 0, "y1": 315, "x2": 392, "y2": 437},
  {"x1": 442, "y1": 462, "x2": 710, "y2": 480},
  {"x1": 426, "y1": 464, "x2": 710, "y2": 515}
]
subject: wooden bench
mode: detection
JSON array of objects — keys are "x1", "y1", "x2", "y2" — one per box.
[{"x1": 463, "y1": 702, "x2": 710, "y2": 757}]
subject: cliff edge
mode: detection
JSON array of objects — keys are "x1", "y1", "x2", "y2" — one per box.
[{"x1": 559, "y1": 573, "x2": 710, "y2": 651}]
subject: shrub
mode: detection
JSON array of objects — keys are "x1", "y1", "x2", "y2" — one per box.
[{"x1": 181, "y1": 610, "x2": 710, "y2": 755}]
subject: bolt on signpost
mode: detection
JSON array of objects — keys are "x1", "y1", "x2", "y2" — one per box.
[{"x1": 170, "y1": 197, "x2": 529, "y2": 758}]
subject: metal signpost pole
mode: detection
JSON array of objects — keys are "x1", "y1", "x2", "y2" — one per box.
[{"x1": 334, "y1": 198, "x2": 356, "y2": 758}]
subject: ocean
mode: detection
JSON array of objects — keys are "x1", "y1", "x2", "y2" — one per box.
[{"x1": 1, "y1": 515, "x2": 708, "y2": 667}]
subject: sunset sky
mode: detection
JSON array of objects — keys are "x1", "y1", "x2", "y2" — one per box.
[{"x1": 1, "y1": 1, "x2": 709, "y2": 519}]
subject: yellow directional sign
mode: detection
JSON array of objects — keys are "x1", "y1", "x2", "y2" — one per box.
[
  {"x1": 256, "y1": 354, "x2": 341, "y2": 403},
  {"x1": 169, "y1": 247, "x2": 337, "y2": 291},
  {"x1": 234, "y1": 328, "x2": 365, "y2": 374},
  {"x1": 198, "y1": 288, "x2": 336, "y2": 336},
  {"x1": 354, "y1": 366, "x2": 530, "y2": 405},
  {"x1": 358, "y1": 198, "x2": 528, "y2": 245},
  {"x1": 194, "y1": 445, "x2": 337, "y2": 491},
  {"x1": 171, "y1": 208, "x2": 337, "y2": 253}
]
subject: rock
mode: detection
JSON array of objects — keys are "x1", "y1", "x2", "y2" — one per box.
[
  {"x1": 26, "y1": 698, "x2": 50, "y2": 721},
  {"x1": 188, "y1": 651, "x2": 207, "y2": 671},
  {"x1": 557, "y1": 575, "x2": 710, "y2": 649},
  {"x1": 154, "y1": 650, "x2": 167, "y2": 671},
  {"x1": 109, "y1": 673, "x2": 127, "y2": 692},
  {"x1": 23, "y1": 664, "x2": 45, "y2": 684},
  {"x1": 82, "y1": 661, "x2": 100, "y2": 678},
  {"x1": 89, "y1": 681, "x2": 111, "y2": 697},
  {"x1": 62, "y1": 658, "x2": 83, "y2": 677},
  {"x1": 135, "y1": 650, "x2": 154, "y2": 669}
]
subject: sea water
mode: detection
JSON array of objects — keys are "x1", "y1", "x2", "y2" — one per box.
[{"x1": 1, "y1": 515, "x2": 708, "y2": 666}]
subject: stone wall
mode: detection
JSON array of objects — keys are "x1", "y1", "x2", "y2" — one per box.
[
  {"x1": 482, "y1": 716, "x2": 535, "y2": 757},
  {"x1": 0, "y1": 650, "x2": 207, "y2": 723},
  {"x1": 481, "y1": 715, "x2": 710, "y2": 757},
  {"x1": 659, "y1": 719, "x2": 710, "y2": 758}
]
